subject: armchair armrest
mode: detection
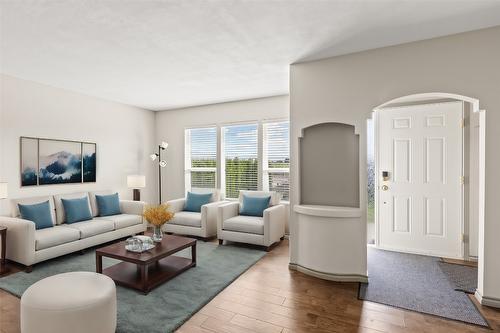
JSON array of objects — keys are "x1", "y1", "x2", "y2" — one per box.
[
  {"x1": 166, "y1": 198, "x2": 186, "y2": 213},
  {"x1": 120, "y1": 200, "x2": 146, "y2": 216},
  {"x1": 263, "y1": 204, "x2": 286, "y2": 245},
  {"x1": 201, "y1": 201, "x2": 226, "y2": 236},
  {"x1": 0, "y1": 217, "x2": 36, "y2": 266},
  {"x1": 217, "y1": 201, "x2": 240, "y2": 234}
]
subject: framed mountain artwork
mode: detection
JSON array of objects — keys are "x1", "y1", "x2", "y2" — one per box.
[
  {"x1": 82, "y1": 142, "x2": 97, "y2": 183},
  {"x1": 20, "y1": 137, "x2": 38, "y2": 186},
  {"x1": 20, "y1": 137, "x2": 97, "y2": 186}
]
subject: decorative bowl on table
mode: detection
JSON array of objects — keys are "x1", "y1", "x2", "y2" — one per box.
[{"x1": 125, "y1": 235, "x2": 155, "y2": 253}]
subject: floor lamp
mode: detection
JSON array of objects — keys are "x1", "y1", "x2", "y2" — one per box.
[{"x1": 150, "y1": 141, "x2": 168, "y2": 204}]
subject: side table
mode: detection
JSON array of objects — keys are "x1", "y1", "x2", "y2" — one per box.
[{"x1": 0, "y1": 226, "x2": 8, "y2": 275}]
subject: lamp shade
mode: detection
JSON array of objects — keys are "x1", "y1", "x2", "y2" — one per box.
[
  {"x1": 0, "y1": 182, "x2": 8, "y2": 199},
  {"x1": 127, "y1": 175, "x2": 146, "y2": 189}
]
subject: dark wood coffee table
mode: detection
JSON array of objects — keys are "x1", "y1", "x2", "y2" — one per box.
[{"x1": 96, "y1": 234, "x2": 196, "y2": 294}]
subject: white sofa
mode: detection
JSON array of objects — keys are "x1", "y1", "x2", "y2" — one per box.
[
  {"x1": 164, "y1": 190, "x2": 224, "y2": 240},
  {"x1": 0, "y1": 191, "x2": 146, "y2": 270},
  {"x1": 217, "y1": 191, "x2": 286, "y2": 251}
]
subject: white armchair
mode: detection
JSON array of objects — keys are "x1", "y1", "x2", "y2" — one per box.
[
  {"x1": 217, "y1": 191, "x2": 285, "y2": 251},
  {"x1": 163, "y1": 190, "x2": 224, "y2": 240}
]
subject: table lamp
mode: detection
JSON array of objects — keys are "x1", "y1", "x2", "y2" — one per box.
[{"x1": 127, "y1": 176, "x2": 145, "y2": 201}]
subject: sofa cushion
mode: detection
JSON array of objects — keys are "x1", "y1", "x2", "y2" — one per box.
[
  {"x1": 35, "y1": 226, "x2": 81, "y2": 251},
  {"x1": 11, "y1": 195, "x2": 56, "y2": 226},
  {"x1": 169, "y1": 211, "x2": 202, "y2": 228},
  {"x1": 61, "y1": 218, "x2": 115, "y2": 239},
  {"x1": 89, "y1": 190, "x2": 114, "y2": 217},
  {"x1": 100, "y1": 214, "x2": 142, "y2": 230},
  {"x1": 18, "y1": 201, "x2": 54, "y2": 230},
  {"x1": 223, "y1": 215, "x2": 264, "y2": 235},
  {"x1": 54, "y1": 192, "x2": 92, "y2": 224},
  {"x1": 95, "y1": 193, "x2": 121, "y2": 216},
  {"x1": 62, "y1": 197, "x2": 93, "y2": 224}
]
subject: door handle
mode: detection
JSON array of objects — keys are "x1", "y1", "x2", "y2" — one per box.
[{"x1": 381, "y1": 185, "x2": 389, "y2": 191}]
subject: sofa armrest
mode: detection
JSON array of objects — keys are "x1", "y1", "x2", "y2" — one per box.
[
  {"x1": 120, "y1": 200, "x2": 146, "y2": 216},
  {"x1": 217, "y1": 201, "x2": 240, "y2": 235},
  {"x1": 263, "y1": 204, "x2": 286, "y2": 245},
  {"x1": 166, "y1": 198, "x2": 186, "y2": 213},
  {"x1": 201, "y1": 201, "x2": 226, "y2": 236},
  {"x1": 0, "y1": 217, "x2": 36, "y2": 266}
]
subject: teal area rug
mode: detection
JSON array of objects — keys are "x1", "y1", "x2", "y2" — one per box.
[{"x1": 0, "y1": 242, "x2": 265, "y2": 333}]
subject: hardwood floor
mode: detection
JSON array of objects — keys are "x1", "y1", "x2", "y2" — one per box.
[{"x1": 1, "y1": 240, "x2": 500, "y2": 333}]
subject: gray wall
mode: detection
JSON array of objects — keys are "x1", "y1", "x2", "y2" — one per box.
[
  {"x1": 289, "y1": 26, "x2": 500, "y2": 300},
  {"x1": 300, "y1": 123, "x2": 359, "y2": 207}
]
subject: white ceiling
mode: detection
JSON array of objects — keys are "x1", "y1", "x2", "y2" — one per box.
[{"x1": 2, "y1": 1, "x2": 500, "y2": 111}]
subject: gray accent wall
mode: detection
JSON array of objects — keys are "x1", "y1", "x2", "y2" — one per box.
[
  {"x1": 300, "y1": 123, "x2": 359, "y2": 207},
  {"x1": 289, "y1": 25, "x2": 500, "y2": 304}
]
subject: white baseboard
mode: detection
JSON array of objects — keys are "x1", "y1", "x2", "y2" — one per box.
[
  {"x1": 475, "y1": 290, "x2": 500, "y2": 308},
  {"x1": 288, "y1": 263, "x2": 368, "y2": 283}
]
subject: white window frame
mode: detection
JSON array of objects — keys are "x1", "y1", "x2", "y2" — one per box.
[
  {"x1": 262, "y1": 119, "x2": 290, "y2": 202},
  {"x1": 184, "y1": 118, "x2": 289, "y2": 201},
  {"x1": 184, "y1": 126, "x2": 218, "y2": 193},
  {"x1": 220, "y1": 120, "x2": 260, "y2": 200}
]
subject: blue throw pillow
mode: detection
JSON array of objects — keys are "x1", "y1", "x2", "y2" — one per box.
[
  {"x1": 184, "y1": 192, "x2": 212, "y2": 213},
  {"x1": 61, "y1": 197, "x2": 92, "y2": 224},
  {"x1": 96, "y1": 193, "x2": 121, "y2": 216},
  {"x1": 18, "y1": 201, "x2": 54, "y2": 230},
  {"x1": 240, "y1": 195, "x2": 271, "y2": 217}
]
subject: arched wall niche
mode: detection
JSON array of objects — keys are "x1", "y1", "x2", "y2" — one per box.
[{"x1": 299, "y1": 122, "x2": 359, "y2": 207}]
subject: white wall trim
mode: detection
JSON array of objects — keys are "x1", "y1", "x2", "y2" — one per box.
[
  {"x1": 288, "y1": 263, "x2": 368, "y2": 283},
  {"x1": 475, "y1": 290, "x2": 500, "y2": 309},
  {"x1": 374, "y1": 93, "x2": 481, "y2": 113}
]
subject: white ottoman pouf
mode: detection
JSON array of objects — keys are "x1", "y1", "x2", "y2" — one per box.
[{"x1": 21, "y1": 271, "x2": 116, "y2": 333}]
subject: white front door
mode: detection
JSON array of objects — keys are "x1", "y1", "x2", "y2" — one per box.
[{"x1": 377, "y1": 101, "x2": 463, "y2": 259}]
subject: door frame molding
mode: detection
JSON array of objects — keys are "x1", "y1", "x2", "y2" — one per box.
[{"x1": 372, "y1": 92, "x2": 485, "y2": 260}]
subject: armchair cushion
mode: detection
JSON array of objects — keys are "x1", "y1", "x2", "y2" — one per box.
[
  {"x1": 238, "y1": 190, "x2": 281, "y2": 206},
  {"x1": 223, "y1": 215, "x2": 264, "y2": 235},
  {"x1": 18, "y1": 201, "x2": 54, "y2": 230},
  {"x1": 35, "y1": 226, "x2": 80, "y2": 251},
  {"x1": 240, "y1": 195, "x2": 271, "y2": 217},
  {"x1": 169, "y1": 211, "x2": 202, "y2": 228},
  {"x1": 184, "y1": 192, "x2": 212, "y2": 213}
]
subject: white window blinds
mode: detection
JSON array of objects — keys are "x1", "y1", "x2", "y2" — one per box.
[
  {"x1": 222, "y1": 123, "x2": 258, "y2": 199},
  {"x1": 185, "y1": 127, "x2": 217, "y2": 190},
  {"x1": 263, "y1": 121, "x2": 290, "y2": 201}
]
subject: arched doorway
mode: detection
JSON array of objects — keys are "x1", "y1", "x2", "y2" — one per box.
[{"x1": 371, "y1": 93, "x2": 485, "y2": 261}]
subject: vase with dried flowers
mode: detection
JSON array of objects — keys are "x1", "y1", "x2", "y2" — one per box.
[{"x1": 143, "y1": 204, "x2": 174, "y2": 242}]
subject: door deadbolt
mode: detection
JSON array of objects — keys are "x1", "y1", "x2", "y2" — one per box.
[{"x1": 381, "y1": 185, "x2": 389, "y2": 191}]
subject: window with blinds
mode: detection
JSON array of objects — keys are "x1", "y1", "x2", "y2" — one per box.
[
  {"x1": 263, "y1": 121, "x2": 290, "y2": 201},
  {"x1": 222, "y1": 123, "x2": 258, "y2": 199},
  {"x1": 185, "y1": 127, "x2": 217, "y2": 191}
]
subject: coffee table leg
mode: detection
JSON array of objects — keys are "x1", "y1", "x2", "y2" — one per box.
[
  {"x1": 192, "y1": 242, "x2": 197, "y2": 267},
  {"x1": 140, "y1": 264, "x2": 149, "y2": 294},
  {"x1": 96, "y1": 253, "x2": 102, "y2": 273}
]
